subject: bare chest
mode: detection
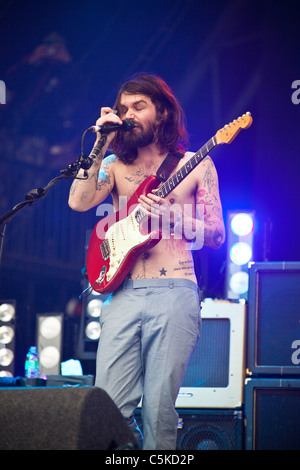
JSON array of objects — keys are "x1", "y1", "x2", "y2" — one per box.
[
  {"x1": 116, "y1": 165, "x2": 154, "y2": 199},
  {"x1": 112, "y1": 161, "x2": 198, "y2": 210}
]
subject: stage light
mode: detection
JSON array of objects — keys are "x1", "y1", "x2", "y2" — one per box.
[
  {"x1": 0, "y1": 348, "x2": 14, "y2": 367},
  {"x1": 230, "y1": 213, "x2": 254, "y2": 237},
  {"x1": 0, "y1": 370, "x2": 13, "y2": 378},
  {"x1": 0, "y1": 303, "x2": 15, "y2": 322},
  {"x1": 85, "y1": 321, "x2": 101, "y2": 340},
  {"x1": 77, "y1": 284, "x2": 107, "y2": 359},
  {"x1": 87, "y1": 298, "x2": 103, "y2": 318},
  {"x1": 37, "y1": 314, "x2": 63, "y2": 376},
  {"x1": 39, "y1": 345, "x2": 60, "y2": 370},
  {"x1": 230, "y1": 242, "x2": 253, "y2": 265},
  {"x1": 79, "y1": 286, "x2": 107, "y2": 350},
  {"x1": 0, "y1": 300, "x2": 16, "y2": 376},
  {"x1": 40, "y1": 316, "x2": 62, "y2": 339},
  {"x1": 229, "y1": 271, "x2": 249, "y2": 295},
  {"x1": 77, "y1": 230, "x2": 110, "y2": 359},
  {"x1": 0, "y1": 326, "x2": 15, "y2": 344},
  {"x1": 225, "y1": 211, "x2": 255, "y2": 300}
]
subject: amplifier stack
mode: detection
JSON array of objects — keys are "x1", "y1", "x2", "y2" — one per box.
[
  {"x1": 168, "y1": 261, "x2": 300, "y2": 450},
  {"x1": 244, "y1": 261, "x2": 300, "y2": 450}
]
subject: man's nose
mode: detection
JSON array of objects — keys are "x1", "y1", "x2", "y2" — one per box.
[{"x1": 124, "y1": 108, "x2": 135, "y2": 120}]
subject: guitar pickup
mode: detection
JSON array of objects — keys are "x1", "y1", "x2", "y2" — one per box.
[{"x1": 100, "y1": 239, "x2": 110, "y2": 260}]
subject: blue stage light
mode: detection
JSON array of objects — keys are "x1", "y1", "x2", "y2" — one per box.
[
  {"x1": 230, "y1": 212, "x2": 254, "y2": 237},
  {"x1": 226, "y1": 210, "x2": 255, "y2": 300},
  {"x1": 229, "y1": 271, "x2": 249, "y2": 295},
  {"x1": 230, "y1": 242, "x2": 253, "y2": 265}
]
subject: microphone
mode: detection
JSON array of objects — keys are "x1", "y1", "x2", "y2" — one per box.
[{"x1": 87, "y1": 119, "x2": 135, "y2": 134}]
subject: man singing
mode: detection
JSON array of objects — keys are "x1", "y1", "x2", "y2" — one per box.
[{"x1": 68, "y1": 73, "x2": 225, "y2": 449}]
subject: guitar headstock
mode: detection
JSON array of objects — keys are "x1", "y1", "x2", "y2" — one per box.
[{"x1": 215, "y1": 112, "x2": 253, "y2": 145}]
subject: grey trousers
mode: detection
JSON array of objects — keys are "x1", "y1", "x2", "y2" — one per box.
[{"x1": 95, "y1": 278, "x2": 201, "y2": 450}]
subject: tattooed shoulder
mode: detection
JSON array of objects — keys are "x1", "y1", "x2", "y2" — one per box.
[
  {"x1": 102, "y1": 154, "x2": 117, "y2": 167},
  {"x1": 96, "y1": 154, "x2": 115, "y2": 191}
]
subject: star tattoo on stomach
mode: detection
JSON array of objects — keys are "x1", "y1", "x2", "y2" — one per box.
[{"x1": 159, "y1": 267, "x2": 167, "y2": 276}]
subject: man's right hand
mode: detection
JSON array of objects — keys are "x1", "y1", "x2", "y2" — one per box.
[{"x1": 94, "y1": 107, "x2": 123, "y2": 145}]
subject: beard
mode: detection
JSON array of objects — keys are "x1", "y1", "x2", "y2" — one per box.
[{"x1": 120, "y1": 121, "x2": 155, "y2": 151}]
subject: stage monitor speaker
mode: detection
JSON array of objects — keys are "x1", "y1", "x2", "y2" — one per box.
[
  {"x1": 244, "y1": 378, "x2": 300, "y2": 450},
  {"x1": 247, "y1": 261, "x2": 300, "y2": 376},
  {"x1": 175, "y1": 299, "x2": 246, "y2": 409},
  {"x1": 0, "y1": 386, "x2": 137, "y2": 450}
]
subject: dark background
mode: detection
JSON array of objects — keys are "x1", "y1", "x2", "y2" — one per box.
[{"x1": 0, "y1": 0, "x2": 299, "y2": 374}]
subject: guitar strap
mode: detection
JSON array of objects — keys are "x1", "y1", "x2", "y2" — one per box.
[{"x1": 156, "y1": 151, "x2": 184, "y2": 182}]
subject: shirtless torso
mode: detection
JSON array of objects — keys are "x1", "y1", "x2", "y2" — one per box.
[{"x1": 68, "y1": 93, "x2": 225, "y2": 283}]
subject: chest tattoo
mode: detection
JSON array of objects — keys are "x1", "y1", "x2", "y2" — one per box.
[{"x1": 124, "y1": 169, "x2": 152, "y2": 186}]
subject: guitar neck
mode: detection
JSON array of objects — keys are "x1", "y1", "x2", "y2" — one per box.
[{"x1": 156, "y1": 136, "x2": 218, "y2": 198}]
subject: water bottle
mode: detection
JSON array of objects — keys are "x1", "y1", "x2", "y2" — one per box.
[{"x1": 25, "y1": 346, "x2": 40, "y2": 378}]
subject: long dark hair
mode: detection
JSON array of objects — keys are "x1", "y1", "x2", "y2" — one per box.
[{"x1": 110, "y1": 73, "x2": 188, "y2": 163}]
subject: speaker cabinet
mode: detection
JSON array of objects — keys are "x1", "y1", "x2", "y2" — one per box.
[
  {"x1": 176, "y1": 409, "x2": 243, "y2": 450},
  {"x1": 244, "y1": 378, "x2": 300, "y2": 450},
  {"x1": 247, "y1": 262, "x2": 300, "y2": 376},
  {"x1": 134, "y1": 408, "x2": 243, "y2": 450},
  {"x1": 0, "y1": 386, "x2": 137, "y2": 450},
  {"x1": 175, "y1": 299, "x2": 246, "y2": 408}
]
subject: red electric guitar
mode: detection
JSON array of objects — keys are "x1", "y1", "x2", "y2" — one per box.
[{"x1": 86, "y1": 112, "x2": 253, "y2": 293}]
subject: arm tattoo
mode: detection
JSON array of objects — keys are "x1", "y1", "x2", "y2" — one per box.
[
  {"x1": 213, "y1": 229, "x2": 224, "y2": 246},
  {"x1": 97, "y1": 171, "x2": 111, "y2": 191},
  {"x1": 90, "y1": 140, "x2": 105, "y2": 163},
  {"x1": 196, "y1": 158, "x2": 225, "y2": 248},
  {"x1": 212, "y1": 205, "x2": 223, "y2": 221},
  {"x1": 96, "y1": 155, "x2": 115, "y2": 191}
]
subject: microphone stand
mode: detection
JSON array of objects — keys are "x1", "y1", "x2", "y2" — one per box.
[{"x1": 0, "y1": 133, "x2": 108, "y2": 268}]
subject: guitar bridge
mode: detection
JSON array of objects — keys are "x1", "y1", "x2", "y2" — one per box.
[{"x1": 100, "y1": 239, "x2": 110, "y2": 260}]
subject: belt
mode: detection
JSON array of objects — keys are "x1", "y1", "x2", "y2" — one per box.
[{"x1": 121, "y1": 277, "x2": 200, "y2": 293}]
